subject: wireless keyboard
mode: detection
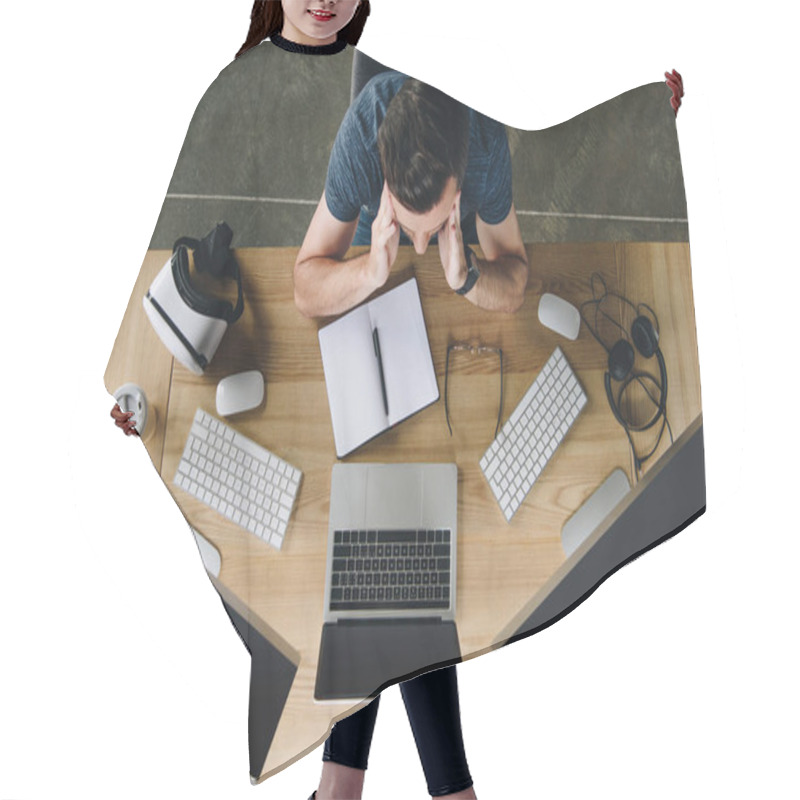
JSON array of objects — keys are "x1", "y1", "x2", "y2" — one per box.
[
  {"x1": 174, "y1": 409, "x2": 302, "y2": 549},
  {"x1": 480, "y1": 347, "x2": 587, "y2": 521}
]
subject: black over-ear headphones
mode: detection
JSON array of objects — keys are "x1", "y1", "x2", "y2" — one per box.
[{"x1": 580, "y1": 273, "x2": 672, "y2": 475}]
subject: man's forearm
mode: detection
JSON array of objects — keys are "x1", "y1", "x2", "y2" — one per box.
[
  {"x1": 463, "y1": 252, "x2": 529, "y2": 313},
  {"x1": 294, "y1": 251, "x2": 379, "y2": 318}
]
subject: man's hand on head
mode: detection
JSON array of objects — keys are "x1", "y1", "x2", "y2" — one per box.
[
  {"x1": 438, "y1": 192, "x2": 467, "y2": 291},
  {"x1": 368, "y1": 183, "x2": 400, "y2": 290}
]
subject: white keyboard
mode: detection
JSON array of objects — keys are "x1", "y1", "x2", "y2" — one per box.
[
  {"x1": 174, "y1": 409, "x2": 302, "y2": 550},
  {"x1": 480, "y1": 348, "x2": 587, "y2": 521}
]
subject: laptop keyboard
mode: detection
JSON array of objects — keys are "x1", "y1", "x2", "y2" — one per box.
[{"x1": 329, "y1": 529, "x2": 452, "y2": 611}]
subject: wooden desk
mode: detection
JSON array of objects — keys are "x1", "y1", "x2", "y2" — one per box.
[{"x1": 105, "y1": 242, "x2": 702, "y2": 780}]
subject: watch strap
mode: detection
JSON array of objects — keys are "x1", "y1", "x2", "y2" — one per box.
[{"x1": 456, "y1": 246, "x2": 481, "y2": 295}]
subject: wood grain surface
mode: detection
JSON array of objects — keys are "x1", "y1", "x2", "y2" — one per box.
[{"x1": 105, "y1": 241, "x2": 701, "y2": 779}]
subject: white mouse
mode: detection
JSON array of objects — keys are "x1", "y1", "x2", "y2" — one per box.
[
  {"x1": 538, "y1": 293, "x2": 581, "y2": 340},
  {"x1": 216, "y1": 370, "x2": 265, "y2": 417}
]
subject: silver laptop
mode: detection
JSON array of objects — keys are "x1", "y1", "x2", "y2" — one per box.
[{"x1": 315, "y1": 463, "x2": 461, "y2": 700}]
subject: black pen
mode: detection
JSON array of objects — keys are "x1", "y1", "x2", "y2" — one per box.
[{"x1": 372, "y1": 327, "x2": 389, "y2": 417}]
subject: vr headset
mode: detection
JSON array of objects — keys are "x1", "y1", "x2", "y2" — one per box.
[{"x1": 143, "y1": 222, "x2": 244, "y2": 375}]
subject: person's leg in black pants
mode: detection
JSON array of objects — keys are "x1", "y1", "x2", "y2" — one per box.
[
  {"x1": 313, "y1": 665, "x2": 475, "y2": 799},
  {"x1": 400, "y1": 666, "x2": 474, "y2": 797}
]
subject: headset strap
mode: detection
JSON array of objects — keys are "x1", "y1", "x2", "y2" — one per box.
[{"x1": 172, "y1": 226, "x2": 244, "y2": 324}]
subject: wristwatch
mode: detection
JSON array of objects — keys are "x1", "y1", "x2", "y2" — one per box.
[{"x1": 455, "y1": 246, "x2": 481, "y2": 295}]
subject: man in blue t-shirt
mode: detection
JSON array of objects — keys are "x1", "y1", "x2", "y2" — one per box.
[{"x1": 294, "y1": 72, "x2": 528, "y2": 318}]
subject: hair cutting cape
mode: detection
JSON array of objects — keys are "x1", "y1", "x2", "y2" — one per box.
[{"x1": 105, "y1": 40, "x2": 704, "y2": 782}]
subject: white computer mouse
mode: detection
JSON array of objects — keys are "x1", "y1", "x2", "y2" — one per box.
[
  {"x1": 538, "y1": 293, "x2": 581, "y2": 340},
  {"x1": 216, "y1": 370, "x2": 265, "y2": 417}
]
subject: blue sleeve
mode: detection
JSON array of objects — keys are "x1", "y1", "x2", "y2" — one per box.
[
  {"x1": 477, "y1": 123, "x2": 514, "y2": 226},
  {"x1": 324, "y1": 88, "x2": 383, "y2": 223}
]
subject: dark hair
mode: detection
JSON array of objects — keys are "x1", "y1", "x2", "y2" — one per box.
[
  {"x1": 377, "y1": 79, "x2": 471, "y2": 215},
  {"x1": 236, "y1": 1, "x2": 371, "y2": 58}
]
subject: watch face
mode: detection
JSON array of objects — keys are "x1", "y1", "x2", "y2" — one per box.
[{"x1": 468, "y1": 247, "x2": 481, "y2": 281}]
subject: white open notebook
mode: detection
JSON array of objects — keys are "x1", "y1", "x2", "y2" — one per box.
[{"x1": 318, "y1": 278, "x2": 439, "y2": 458}]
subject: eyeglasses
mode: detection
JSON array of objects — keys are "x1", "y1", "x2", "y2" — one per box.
[{"x1": 444, "y1": 342, "x2": 504, "y2": 438}]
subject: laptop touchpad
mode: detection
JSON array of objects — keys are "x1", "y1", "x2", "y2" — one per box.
[{"x1": 365, "y1": 465, "x2": 422, "y2": 528}]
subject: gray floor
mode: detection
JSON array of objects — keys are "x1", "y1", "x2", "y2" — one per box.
[{"x1": 149, "y1": 46, "x2": 687, "y2": 250}]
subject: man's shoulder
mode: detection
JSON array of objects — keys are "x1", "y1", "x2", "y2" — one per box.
[
  {"x1": 353, "y1": 70, "x2": 409, "y2": 116},
  {"x1": 333, "y1": 71, "x2": 410, "y2": 159},
  {"x1": 467, "y1": 106, "x2": 507, "y2": 151},
  {"x1": 326, "y1": 73, "x2": 406, "y2": 223}
]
